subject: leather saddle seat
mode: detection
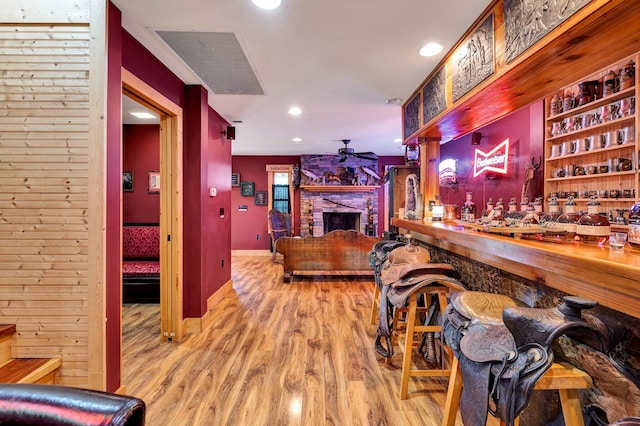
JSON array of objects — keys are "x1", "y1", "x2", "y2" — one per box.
[
  {"x1": 443, "y1": 291, "x2": 609, "y2": 426},
  {"x1": 374, "y1": 240, "x2": 465, "y2": 359}
]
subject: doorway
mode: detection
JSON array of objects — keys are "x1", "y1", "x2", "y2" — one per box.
[{"x1": 122, "y1": 68, "x2": 183, "y2": 342}]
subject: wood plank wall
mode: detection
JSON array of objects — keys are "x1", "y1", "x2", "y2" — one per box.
[{"x1": 0, "y1": 23, "x2": 92, "y2": 386}]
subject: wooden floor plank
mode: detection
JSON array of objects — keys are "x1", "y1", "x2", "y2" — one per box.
[{"x1": 122, "y1": 255, "x2": 459, "y2": 426}]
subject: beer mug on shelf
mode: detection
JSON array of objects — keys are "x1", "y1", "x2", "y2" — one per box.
[
  {"x1": 598, "y1": 132, "x2": 610, "y2": 149},
  {"x1": 620, "y1": 96, "x2": 635, "y2": 116},
  {"x1": 616, "y1": 127, "x2": 633, "y2": 145},
  {"x1": 550, "y1": 144, "x2": 563, "y2": 157}
]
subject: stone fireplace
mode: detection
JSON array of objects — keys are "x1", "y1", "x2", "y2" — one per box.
[
  {"x1": 299, "y1": 154, "x2": 380, "y2": 237},
  {"x1": 323, "y1": 212, "x2": 360, "y2": 233}
]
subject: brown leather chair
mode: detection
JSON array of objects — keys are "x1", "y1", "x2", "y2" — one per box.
[{"x1": 267, "y1": 209, "x2": 292, "y2": 262}]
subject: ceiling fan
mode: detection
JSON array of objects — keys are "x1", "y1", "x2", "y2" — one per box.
[{"x1": 336, "y1": 139, "x2": 378, "y2": 163}]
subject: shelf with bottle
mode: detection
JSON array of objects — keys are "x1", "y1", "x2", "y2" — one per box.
[
  {"x1": 546, "y1": 169, "x2": 636, "y2": 182},
  {"x1": 545, "y1": 141, "x2": 634, "y2": 162},
  {"x1": 544, "y1": 53, "x2": 638, "y2": 214},
  {"x1": 546, "y1": 112, "x2": 635, "y2": 143},
  {"x1": 546, "y1": 86, "x2": 636, "y2": 124}
]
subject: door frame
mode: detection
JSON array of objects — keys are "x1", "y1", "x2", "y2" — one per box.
[{"x1": 122, "y1": 68, "x2": 183, "y2": 342}]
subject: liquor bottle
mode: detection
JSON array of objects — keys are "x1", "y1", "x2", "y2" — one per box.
[
  {"x1": 462, "y1": 192, "x2": 477, "y2": 223},
  {"x1": 577, "y1": 197, "x2": 610, "y2": 245},
  {"x1": 556, "y1": 196, "x2": 581, "y2": 241}
]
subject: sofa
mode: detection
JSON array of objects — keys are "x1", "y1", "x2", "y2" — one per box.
[
  {"x1": 122, "y1": 224, "x2": 160, "y2": 303},
  {"x1": 275, "y1": 229, "x2": 380, "y2": 283}
]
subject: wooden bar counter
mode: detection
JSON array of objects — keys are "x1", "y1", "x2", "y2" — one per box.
[{"x1": 392, "y1": 218, "x2": 640, "y2": 319}]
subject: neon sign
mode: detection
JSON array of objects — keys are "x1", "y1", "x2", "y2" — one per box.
[{"x1": 473, "y1": 138, "x2": 509, "y2": 177}]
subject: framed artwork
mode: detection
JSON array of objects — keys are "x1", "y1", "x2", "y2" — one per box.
[
  {"x1": 122, "y1": 171, "x2": 134, "y2": 192},
  {"x1": 231, "y1": 172, "x2": 240, "y2": 187},
  {"x1": 451, "y1": 13, "x2": 495, "y2": 102},
  {"x1": 254, "y1": 191, "x2": 267, "y2": 206},
  {"x1": 148, "y1": 171, "x2": 160, "y2": 193},
  {"x1": 240, "y1": 181, "x2": 254, "y2": 197}
]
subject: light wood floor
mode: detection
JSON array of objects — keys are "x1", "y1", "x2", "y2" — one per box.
[{"x1": 122, "y1": 254, "x2": 458, "y2": 426}]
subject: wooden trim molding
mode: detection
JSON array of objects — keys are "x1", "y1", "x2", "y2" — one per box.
[{"x1": 182, "y1": 279, "x2": 234, "y2": 335}]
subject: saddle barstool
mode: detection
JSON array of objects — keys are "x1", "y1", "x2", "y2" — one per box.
[
  {"x1": 441, "y1": 291, "x2": 598, "y2": 426},
  {"x1": 397, "y1": 284, "x2": 455, "y2": 400},
  {"x1": 442, "y1": 357, "x2": 592, "y2": 426}
]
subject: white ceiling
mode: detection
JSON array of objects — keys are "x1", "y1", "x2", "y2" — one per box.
[{"x1": 113, "y1": 0, "x2": 492, "y2": 156}]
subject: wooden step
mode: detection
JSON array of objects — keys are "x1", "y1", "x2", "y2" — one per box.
[
  {"x1": 0, "y1": 324, "x2": 17, "y2": 364},
  {"x1": 0, "y1": 358, "x2": 62, "y2": 385}
]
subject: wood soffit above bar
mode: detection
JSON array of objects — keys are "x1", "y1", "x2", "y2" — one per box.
[{"x1": 405, "y1": 0, "x2": 640, "y2": 143}]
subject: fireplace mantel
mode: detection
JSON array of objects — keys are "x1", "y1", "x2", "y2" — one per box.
[{"x1": 300, "y1": 185, "x2": 379, "y2": 192}]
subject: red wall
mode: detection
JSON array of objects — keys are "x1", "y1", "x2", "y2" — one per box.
[
  {"x1": 123, "y1": 124, "x2": 160, "y2": 223},
  {"x1": 439, "y1": 102, "x2": 544, "y2": 210},
  {"x1": 106, "y1": 1, "x2": 123, "y2": 392},
  {"x1": 231, "y1": 155, "x2": 405, "y2": 249},
  {"x1": 231, "y1": 156, "x2": 300, "y2": 250},
  {"x1": 108, "y1": 1, "x2": 233, "y2": 390}
]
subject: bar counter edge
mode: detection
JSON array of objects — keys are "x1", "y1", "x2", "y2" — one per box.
[{"x1": 391, "y1": 218, "x2": 640, "y2": 319}]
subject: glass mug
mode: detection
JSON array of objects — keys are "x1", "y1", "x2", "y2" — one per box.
[
  {"x1": 616, "y1": 128, "x2": 635, "y2": 145},
  {"x1": 562, "y1": 140, "x2": 576, "y2": 155},
  {"x1": 598, "y1": 132, "x2": 610, "y2": 149},
  {"x1": 620, "y1": 97, "x2": 635, "y2": 116}
]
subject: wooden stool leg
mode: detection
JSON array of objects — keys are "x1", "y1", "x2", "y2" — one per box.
[
  {"x1": 400, "y1": 293, "x2": 418, "y2": 400},
  {"x1": 442, "y1": 356, "x2": 462, "y2": 426},
  {"x1": 559, "y1": 389, "x2": 585, "y2": 426},
  {"x1": 370, "y1": 285, "x2": 380, "y2": 326}
]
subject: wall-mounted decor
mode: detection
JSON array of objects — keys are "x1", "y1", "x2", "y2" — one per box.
[
  {"x1": 231, "y1": 172, "x2": 240, "y2": 187},
  {"x1": 422, "y1": 66, "x2": 447, "y2": 125},
  {"x1": 148, "y1": 171, "x2": 160, "y2": 194},
  {"x1": 240, "y1": 181, "x2": 254, "y2": 197},
  {"x1": 403, "y1": 93, "x2": 420, "y2": 139},
  {"x1": 452, "y1": 13, "x2": 495, "y2": 102},
  {"x1": 504, "y1": 0, "x2": 591, "y2": 64},
  {"x1": 254, "y1": 191, "x2": 267, "y2": 206},
  {"x1": 123, "y1": 171, "x2": 134, "y2": 192}
]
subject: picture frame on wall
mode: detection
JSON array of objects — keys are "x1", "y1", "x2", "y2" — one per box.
[
  {"x1": 240, "y1": 181, "x2": 254, "y2": 197},
  {"x1": 123, "y1": 171, "x2": 134, "y2": 192},
  {"x1": 148, "y1": 171, "x2": 160, "y2": 194},
  {"x1": 254, "y1": 191, "x2": 267, "y2": 206},
  {"x1": 231, "y1": 172, "x2": 240, "y2": 187}
]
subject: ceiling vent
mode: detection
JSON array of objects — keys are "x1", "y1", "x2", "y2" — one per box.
[{"x1": 156, "y1": 31, "x2": 264, "y2": 95}]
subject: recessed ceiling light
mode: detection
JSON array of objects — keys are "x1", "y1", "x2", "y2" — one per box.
[
  {"x1": 394, "y1": 138, "x2": 403, "y2": 143},
  {"x1": 129, "y1": 111, "x2": 157, "y2": 119},
  {"x1": 385, "y1": 98, "x2": 403, "y2": 105},
  {"x1": 288, "y1": 106, "x2": 302, "y2": 116},
  {"x1": 252, "y1": 0, "x2": 281, "y2": 10},
  {"x1": 292, "y1": 137, "x2": 302, "y2": 142},
  {"x1": 419, "y1": 42, "x2": 443, "y2": 57}
]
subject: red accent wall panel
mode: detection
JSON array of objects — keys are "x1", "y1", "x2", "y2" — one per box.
[
  {"x1": 231, "y1": 156, "x2": 300, "y2": 250},
  {"x1": 123, "y1": 124, "x2": 161, "y2": 224},
  {"x1": 205, "y1": 108, "x2": 232, "y2": 307},
  {"x1": 106, "y1": 1, "x2": 123, "y2": 392},
  {"x1": 121, "y1": 30, "x2": 184, "y2": 107},
  {"x1": 439, "y1": 102, "x2": 544, "y2": 209}
]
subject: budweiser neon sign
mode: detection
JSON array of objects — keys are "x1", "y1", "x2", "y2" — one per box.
[{"x1": 473, "y1": 138, "x2": 509, "y2": 177}]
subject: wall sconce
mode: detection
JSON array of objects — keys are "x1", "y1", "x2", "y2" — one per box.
[{"x1": 222, "y1": 125, "x2": 236, "y2": 140}]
